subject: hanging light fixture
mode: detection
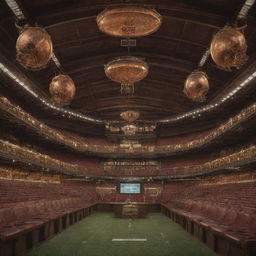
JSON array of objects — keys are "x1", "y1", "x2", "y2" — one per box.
[
  {"x1": 120, "y1": 111, "x2": 140, "y2": 122},
  {"x1": 210, "y1": 26, "x2": 247, "y2": 71},
  {"x1": 49, "y1": 74, "x2": 76, "y2": 106},
  {"x1": 105, "y1": 56, "x2": 149, "y2": 89},
  {"x1": 16, "y1": 26, "x2": 53, "y2": 70},
  {"x1": 183, "y1": 70, "x2": 209, "y2": 102},
  {"x1": 121, "y1": 124, "x2": 137, "y2": 136},
  {"x1": 97, "y1": 6, "x2": 162, "y2": 37}
]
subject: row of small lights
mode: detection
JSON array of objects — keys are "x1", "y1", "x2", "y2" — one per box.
[
  {"x1": 10, "y1": 152, "x2": 91, "y2": 179},
  {"x1": 3, "y1": 0, "x2": 103, "y2": 125},
  {"x1": 166, "y1": 0, "x2": 256, "y2": 123},
  {"x1": 160, "y1": 71, "x2": 256, "y2": 122},
  {"x1": 2, "y1": 0, "x2": 256, "y2": 126},
  {"x1": 0, "y1": 61, "x2": 104, "y2": 124},
  {"x1": 159, "y1": 0, "x2": 256, "y2": 123},
  {"x1": 1, "y1": 59, "x2": 256, "y2": 125}
]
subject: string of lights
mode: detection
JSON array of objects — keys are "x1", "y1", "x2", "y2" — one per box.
[
  {"x1": 2, "y1": 0, "x2": 256, "y2": 126},
  {"x1": 0, "y1": 95, "x2": 255, "y2": 155},
  {"x1": 0, "y1": 138, "x2": 255, "y2": 179}
]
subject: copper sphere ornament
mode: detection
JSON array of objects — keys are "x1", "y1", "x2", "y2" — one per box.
[
  {"x1": 210, "y1": 27, "x2": 247, "y2": 71},
  {"x1": 49, "y1": 75, "x2": 76, "y2": 105},
  {"x1": 120, "y1": 111, "x2": 140, "y2": 122},
  {"x1": 105, "y1": 56, "x2": 149, "y2": 85},
  {"x1": 97, "y1": 6, "x2": 162, "y2": 37},
  {"x1": 16, "y1": 26, "x2": 53, "y2": 70},
  {"x1": 183, "y1": 71, "x2": 209, "y2": 102}
]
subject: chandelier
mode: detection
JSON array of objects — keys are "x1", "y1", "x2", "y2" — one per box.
[
  {"x1": 183, "y1": 71, "x2": 209, "y2": 102},
  {"x1": 121, "y1": 124, "x2": 137, "y2": 135},
  {"x1": 105, "y1": 56, "x2": 149, "y2": 88},
  {"x1": 16, "y1": 26, "x2": 53, "y2": 70},
  {"x1": 49, "y1": 74, "x2": 76, "y2": 106},
  {"x1": 97, "y1": 6, "x2": 162, "y2": 37},
  {"x1": 120, "y1": 111, "x2": 140, "y2": 122},
  {"x1": 210, "y1": 26, "x2": 247, "y2": 71}
]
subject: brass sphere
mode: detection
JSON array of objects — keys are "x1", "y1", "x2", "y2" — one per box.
[
  {"x1": 97, "y1": 6, "x2": 162, "y2": 37},
  {"x1": 49, "y1": 75, "x2": 76, "y2": 105},
  {"x1": 183, "y1": 71, "x2": 209, "y2": 102},
  {"x1": 16, "y1": 27, "x2": 53, "y2": 70},
  {"x1": 210, "y1": 27, "x2": 247, "y2": 71},
  {"x1": 105, "y1": 56, "x2": 149, "y2": 85}
]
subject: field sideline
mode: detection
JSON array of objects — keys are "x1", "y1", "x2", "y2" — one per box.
[{"x1": 28, "y1": 213, "x2": 217, "y2": 256}]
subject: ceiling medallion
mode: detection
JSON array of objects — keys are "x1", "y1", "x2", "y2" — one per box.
[
  {"x1": 105, "y1": 56, "x2": 149, "y2": 87},
  {"x1": 121, "y1": 124, "x2": 137, "y2": 136},
  {"x1": 49, "y1": 74, "x2": 76, "y2": 106},
  {"x1": 120, "y1": 111, "x2": 140, "y2": 122},
  {"x1": 210, "y1": 26, "x2": 247, "y2": 71},
  {"x1": 97, "y1": 6, "x2": 162, "y2": 37},
  {"x1": 183, "y1": 71, "x2": 209, "y2": 102},
  {"x1": 16, "y1": 26, "x2": 53, "y2": 70}
]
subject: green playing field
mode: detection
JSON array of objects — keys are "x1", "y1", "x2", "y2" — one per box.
[{"x1": 28, "y1": 213, "x2": 217, "y2": 256}]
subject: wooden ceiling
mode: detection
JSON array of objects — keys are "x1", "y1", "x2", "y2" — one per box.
[{"x1": 0, "y1": 0, "x2": 256, "y2": 134}]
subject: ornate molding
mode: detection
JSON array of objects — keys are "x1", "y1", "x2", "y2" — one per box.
[
  {"x1": 0, "y1": 95, "x2": 256, "y2": 156},
  {"x1": 0, "y1": 138, "x2": 255, "y2": 180},
  {"x1": 0, "y1": 167, "x2": 60, "y2": 184}
]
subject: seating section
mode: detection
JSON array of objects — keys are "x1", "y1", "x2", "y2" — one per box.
[
  {"x1": 0, "y1": 179, "x2": 97, "y2": 256},
  {"x1": 163, "y1": 198, "x2": 256, "y2": 239},
  {"x1": 161, "y1": 181, "x2": 256, "y2": 255},
  {"x1": 1, "y1": 177, "x2": 256, "y2": 256},
  {"x1": 0, "y1": 198, "x2": 92, "y2": 237},
  {"x1": 0, "y1": 179, "x2": 96, "y2": 208}
]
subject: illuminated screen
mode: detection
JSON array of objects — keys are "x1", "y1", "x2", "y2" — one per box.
[{"x1": 120, "y1": 183, "x2": 141, "y2": 194}]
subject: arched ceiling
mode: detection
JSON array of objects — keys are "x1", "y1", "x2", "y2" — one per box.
[{"x1": 0, "y1": 0, "x2": 256, "y2": 136}]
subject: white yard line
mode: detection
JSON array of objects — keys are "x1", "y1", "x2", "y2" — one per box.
[{"x1": 112, "y1": 238, "x2": 147, "y2": 242}]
